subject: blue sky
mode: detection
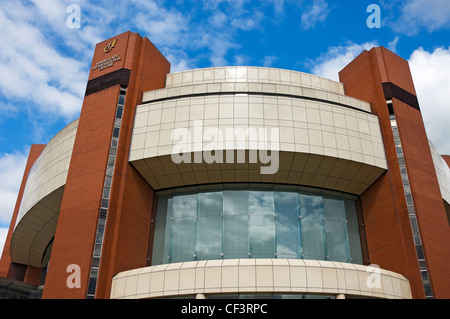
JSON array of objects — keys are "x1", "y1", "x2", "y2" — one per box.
[{"x1": 1, "y1": 0, "x2": 450, "y2": 254}]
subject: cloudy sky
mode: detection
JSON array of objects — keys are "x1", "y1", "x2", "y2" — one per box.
[{"x1": 1, "y1": 0, "x2": 450, "y2": 255}]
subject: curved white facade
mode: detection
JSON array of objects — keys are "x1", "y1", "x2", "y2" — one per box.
[
  {"x1": 10, "y1": 119, "x2": 78, "y2": 267},
  {"x1": 129, "y1": 67, "x2": 387, "y2": 195},
  {"x1": 110, "y1": 258, "x2": 412, "y2": 299},
  {"x1": 120, "y1": 68, "x2": 406, "y2": 300},
  {"x1": 164, "y1": 67, "x2": 346, "y2": 93}
]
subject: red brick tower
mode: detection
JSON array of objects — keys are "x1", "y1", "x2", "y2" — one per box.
[
  {"x1": 41, "y1": 32, "x2": 170, "y2": 299},
  {"x1": 339, "y1": 47, "x2": 450, "y2": 299}
]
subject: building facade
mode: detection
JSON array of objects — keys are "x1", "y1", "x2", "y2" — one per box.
[{"x1": 0, "y1": 31, "x2": 449, "y2": 299}]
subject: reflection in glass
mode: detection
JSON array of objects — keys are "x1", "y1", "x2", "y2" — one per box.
[
  {"x1": 173, "y1": 194, "x2": 197, "y2": 218},
  {"x1": 224, "y1": 191, "x2": 248, "y2": 215},
  {"x1": 250, "y1": 214, "x2": 275, "y2": 257},
  {"x1": 300, "y1": 194, "x2": 325, "y2": 260},
  {"x1": 323, "y1": 198, "x2": 349, "y2": 261},
  {"x1": 171, "y1": 216, "x2": 196, "y2": 262},
  {"x1": 275, "y1": 192, "x2": 301, "y2": 258},
  {"x1": 249, "y1": 191, "x2": 274, "y2": 215},
  {"x1": 151, "y1": 185, "x2": 362, "y2": 265},
  {"x1": 249, "y1": 191, "x2": 275, "y2": 257},
  {"x1": 152, "y1": 197, "x2": 170, "y2": 264},
  {"x1": 197, "y1": 192, "x2": 223, "y2": 260},
  {"x1": 345, "y1": 199, "x2": 363, "y2": 264},
  {"x1": 224, "y1": 214, "x2": 248, "y2": 259},
  {"x1": 198, "y1": 192, "x2": 222, "y2": 216}
]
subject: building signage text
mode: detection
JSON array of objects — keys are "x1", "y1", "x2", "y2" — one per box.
[{"x1": 92, "y1": 54, "x2": 121, "y2": 71}]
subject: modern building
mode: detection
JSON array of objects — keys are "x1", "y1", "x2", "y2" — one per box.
[{"x1": 0, "y1": 31, "x2": 449, "y2": 299}]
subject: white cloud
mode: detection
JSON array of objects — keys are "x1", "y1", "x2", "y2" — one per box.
[
  {"x1": 203, "y1": 0, "x2": 249, "y2": 12},
  {"x1": 163, "y1": 50, "x2": 194, "y2": 73},
  {"x1": 209, "y1": 11, "x2": 228, "y2": 28},
  {"x1": 0, "y1": 2, "x2": 87, "y2": 119},
  {"x1": 132, "y1": 0, "x2": 189, "y2": 47},
  {"x1": 300, "y1": 0, "x2": 330, "y2": 30},
  {"x1": 388, "y1": 36, "x2": 399, "y2": 53},
  {"x1": 29, "y1": 0, "x2": 67, "y2": 27},
  {"x1": 409, "y1": 46, "x2": 450, "y2": 155},
  {"x1": 0, "y1": 102, "x2": 18, "y2": 119},
  {"x1": 233, "y1": 54, "x2": 250, "y2": 66},
  {"x1": 310, "y1": 41, "x2": 378, "y2": 81},
  {"x1": 311, "y1": 42, "x2": 450, "y2": 155},
  {"x1": 262, "y1": 55, "x2": 278, "y2": 67},
  {"x1": 0, "y1": 151, "x2": 28, "y2": 226},
  {"x1": 130, "y1": 1, "x2": 236, "y2": 67},
  {"x1": 231, "y1": 11, "x2": 264, "y2": 31},
  {"x1": 392, "y1": 0, "x2": 450, "y2": 35},
  {"x1": 267, "y1": 0, "x2": 286, "y2": 16},
  {"x1": 209, "y1": 36, "x2": 239, "y2": 66}
]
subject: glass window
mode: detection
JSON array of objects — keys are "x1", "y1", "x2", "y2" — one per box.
[
  {"x1": 197, "y1": 192, "x2": 223, "y2": 260},
  {"x1": 198, "y1": 192, "x2": 222, "y2": 216},
  {"x1": 111, "y1": 137, "x2": 118, "y2": 148},
  {"x1": 299, "y1": 194, "x2": 325, "y2": 260},
  {"x1": 95, "y1": 219, "x2": 105, "y2": 243},
  {"x1": 171, "y1": 195, "x2": 197, "y2": 262},
  {"x1": 275, "y1": 192, "x2": 301, "y2": 259},
  {"x1": 101, "y1": 198, "x2": 109, "y2": 209},
  {"x1": 152, "y1": 185, "x2": 362, "y2": 265},
  {"x1": 197, "y1": 214, "x2": 222, "y2": 259},
  {"x1": 113, "y1": 127, "x2": 120, "y2": 138},
  {"x1": 171, "y1": 215, "x2": 196, "y2": 262},
  {"x1": 173, "y1": 194, "x2": 197, "y2": 218},
  {"x1": 323, "y1": 198, "x2": 350, "y2": 262},
  {"x1": 324, "y1": 219, "x2": 349, "y2": 261},
  {"x1": 249, "y1": 191, "x2": 275, "y2": 258},
  {"x1": 249, "y1": 191, "x2": 274, "y2": 215},
  {"x1": 345, "y1": 199, "x2": 363, "y2": 264},
  {"x1": 116, "y1": 105, "x2": 123, "y2": 119},
  {"x1": 151, "y1": 197, "x2": 171, "y2": 265},
  {"x1": 224, "y1": 190, "x2": 248, "y2": 215},
  {"x1": 103, "y1": 186, "x2": 110, "y2": 199},
  {"x1": 250, "y1": 214, "x2": 275, "y2": 257},
  {"x1": 223, "y1": 190, "x2": 249, "y2": 259},
  {"x1": 108, "y1": 155, "x2": 116, "y2": 166},
  {"x1": 118, "y1": 94, "x2": 125, "y2": 105},
  {"x1": 224, "y1": 214, "x2": 248, "y2": 259},
  {"x1": 420, "y1": 270, "x2": 433, "y2": 297},
  {"x1": 105, "y1": 165, "x2": 114, "y2": 177},
  {"x1": 323, "y1": 197, "x2": 346, "y2": 221}
]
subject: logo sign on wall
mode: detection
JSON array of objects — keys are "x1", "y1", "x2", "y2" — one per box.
[
  {"x1": 104, "y1": 39, "x2": 117, "y2": 53},
  {"x1": 92, "y1": 39, "x2": 121, "y2": 71}
]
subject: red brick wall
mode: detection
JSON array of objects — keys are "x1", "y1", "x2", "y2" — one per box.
[
  {"x1": 94, "y1": 33, "x2": 170, "y2": 299},
  {"x1": 339, "y1": 46, "x2": 450, "y2": 298},
  {"x1": 42, "y1": 32, "x2": 170, "y2": 299},
  {"x1": 41, "y1": 84, "x2": 122, "y2": 299},
  {"x1": 394, "y1": 98, "x2": 450, "y2": 298}
]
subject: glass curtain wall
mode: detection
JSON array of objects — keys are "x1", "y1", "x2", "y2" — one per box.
[{"x1": 152, "y1": 184, "x2": 363, "y2": 265}]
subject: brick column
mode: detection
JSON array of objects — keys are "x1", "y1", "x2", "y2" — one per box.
[{"x1": 42, "y1": 32, "x2": 170, "y2": 299}]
